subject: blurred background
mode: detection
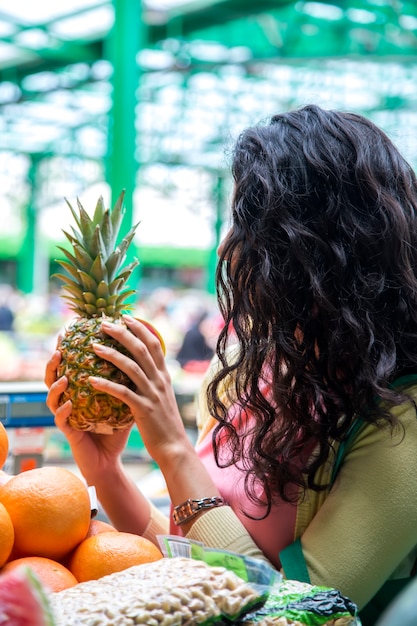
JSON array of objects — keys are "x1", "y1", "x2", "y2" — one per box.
[{"x1": 0, "y1": 0, "x2": 416, "y2": 473}]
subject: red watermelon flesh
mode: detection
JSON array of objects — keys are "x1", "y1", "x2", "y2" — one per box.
[{"x1": 0, "y1": 565, "x2": 55, "y2": 626}]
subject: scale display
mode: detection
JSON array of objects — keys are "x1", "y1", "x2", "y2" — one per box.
[{"x1": 0, "y1": 381, "x2": 54, "y2": 428}]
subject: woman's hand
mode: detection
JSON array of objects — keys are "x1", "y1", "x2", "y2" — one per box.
[
  {"x1": 87, "y1": 315, "x2": 220, "y2": 526},
  {"x1": 44, "y1": 349, "x2": 131, "y2": 485},
  {"x1": 88, "y1": 315, "x2": 194, "y2": 469},
  {"x1": 46, "y1": 317, "x2": 220, "y2": 532}
]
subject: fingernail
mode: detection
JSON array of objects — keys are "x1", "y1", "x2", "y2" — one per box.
[
  {"x1": 123, "y1": 314, "x2": 134, "y2": 324},
  {"x1": 92, "y1": 343, "x2": 105, "y2": 352}
]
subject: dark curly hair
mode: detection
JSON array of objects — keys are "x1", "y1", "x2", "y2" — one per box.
[{"x1": 207, "y1": 104, "x2": 417, "y2": 514}]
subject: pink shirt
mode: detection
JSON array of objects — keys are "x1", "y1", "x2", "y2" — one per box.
[
  {"x1": 194, "y1": 425, "x2": 297, "y2": 569},
  {"x1": 170, "y1": 372, "x2": 305, "y2": 569}
]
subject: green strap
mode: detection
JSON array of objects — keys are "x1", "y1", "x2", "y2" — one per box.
[
  {"x1": 330, "y1": 417, "x2": 366, "y2": 484},
  {"x1": 279, "y1": 538, "x2": 311, "y2": 583},
  {"x1": 389, "y1": 373, "x2": 417, "y2": 389},
  {"x1": 279, "y1": 377, "x2": 417, "y2": 623},
  {"x1": 279, "y1": 418, "x2": 368, "y2": 584},
  {"x1": 331, "y1": 373, "x2": 417, "y2": 485}
]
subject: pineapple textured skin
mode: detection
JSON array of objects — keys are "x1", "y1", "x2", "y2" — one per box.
[
  {"x1": 55, "y1": 190, "x2": 139, "y2": 433},
  {"x1": 58, "y1": 316, "x2": 136, "y2": 433}
]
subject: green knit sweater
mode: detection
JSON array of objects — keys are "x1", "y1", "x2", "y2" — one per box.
[{"x1": 144, "y1": 375, "x2": 417, "y2": 624}]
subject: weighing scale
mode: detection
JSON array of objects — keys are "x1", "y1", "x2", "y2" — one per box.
[
  {"x1": 0, "y1": 381, "x2": 53, "y2": 473},
  {"x1": 0, "y1": 380, "x2": 52, "y2": 428}
]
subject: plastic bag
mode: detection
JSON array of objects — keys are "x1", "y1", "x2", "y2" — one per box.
[
  {"x1": 158, "y1": 535, "x2": 279, "y2": 623},
  {"x1": 241, "y1": 578, "x2": 361, "y2": 625}
]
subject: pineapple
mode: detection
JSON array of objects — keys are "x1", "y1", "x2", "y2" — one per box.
[{"x1": 55, "y1": 190, "x2": 139, "y2": 434}]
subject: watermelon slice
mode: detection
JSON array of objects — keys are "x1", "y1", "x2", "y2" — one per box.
[{"x1": 0, "y1": 565, "x2": 55, "y2": 626}]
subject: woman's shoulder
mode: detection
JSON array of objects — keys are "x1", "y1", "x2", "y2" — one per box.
[
  {"x1": 351, "y1": 376, "x2": 417, "y2": 443},
  {"x1": 341, "y1": 385, "x2": 417, "y2": 484},
  {"x1": 327, "y1": 380, "x2": 417, "y2": 489}
]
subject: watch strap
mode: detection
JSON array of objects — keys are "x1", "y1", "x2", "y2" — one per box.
[{"x1": 172, "y1": 496, "x2": 226, "y2": 525}]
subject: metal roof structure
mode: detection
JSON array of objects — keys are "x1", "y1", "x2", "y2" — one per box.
[
  {"x1": 1, "y1": 1, "x2": 417, "y2": 155},
  {"x1": 1, "y1": 0, "x2": 417, "y2": 293}
]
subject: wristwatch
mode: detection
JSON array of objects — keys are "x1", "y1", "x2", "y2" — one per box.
[{"x1": 172, "y1": 496, "x2": 226, "y2": 526}]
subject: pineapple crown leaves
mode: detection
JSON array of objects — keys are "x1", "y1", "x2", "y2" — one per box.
[
  {"x1": 54, "y1": 190, "x2": 140, "y2": 318},
  {"x1": 67, "y1": 194, "x2": 118, "y2": 256}
]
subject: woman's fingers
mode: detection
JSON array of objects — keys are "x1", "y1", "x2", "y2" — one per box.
[
  {"x1": 46, "y1": 376, "x2": 77, "y2": 438},
  {"x1": 124, "y1": 315, "x2": 165, "y2": 362},
  {"x1": 92, "y1": 342, "x2": 148, "y2": 392},
  {"x1": 45, "y1": 374, "x2": 78, "y2": 440},
  {"x1": 45, "y1": 375, "x2": 68, "y2": 412},
  {"x1": 95, "y1": 320, "x2": 168, "y2": 393},
  {"x1": 89, "y1": 375, "x2": 139, "y2": 408},
  {"x1": 54, "y1": 400, "x2": 74, "y2": 435},
  {"x1": 45, "y1": 348, "x2": 75, "y2": 434},
  {"x1": 101, "y1": 318, "x2": 165, "y2": 372},
  {"x1": 44, "y1": 349, "x2": 61, "y2": 388}
]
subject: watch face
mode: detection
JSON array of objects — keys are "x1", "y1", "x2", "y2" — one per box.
[{"x1": 173, "y1": 499, "x2": 195, "y2": 525}]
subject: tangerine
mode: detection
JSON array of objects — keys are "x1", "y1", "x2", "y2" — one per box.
[
  {"x1": 1, "y1": 556, "x2": 78, "y2": 592},
  {"x1": 0, "y1": 423, "x2": 8, "y2": 469},
  {"x1": 60, "y1": 518, "x2": 118, "y2": 569},
  {"x1": 0, "y1": 466, "x2": 91, "y2": 560},
  {"x1": 85, "y1": 518, "x2": 116, "y2": 538},
  {"x1": 0, "y1": 502, "x2": 14, "y2": 567},
  {"x1": 68, "y1": 531, "x2": 163, "y2": 582}
]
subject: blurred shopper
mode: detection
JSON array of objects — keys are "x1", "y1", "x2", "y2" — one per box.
[
  {"x1": 176, "y1": 311, "x2": 217, "y2": 373},
  {"x1": 0, "y1": 304, "x2": 13, "y2": 332},
  {"x1": 46, "y1": 105, "x2": 417, "y2": 625},
  {"x1": 0, "y1": 285, "x2": 15, "y2": 332}
]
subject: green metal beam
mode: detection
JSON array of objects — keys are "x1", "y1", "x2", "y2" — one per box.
[
  {"x1": 147, "y1": 0, "x2": 293, "y2": 41},
  {"x1": 16, "y1": 156, "x2": 37, "y2": 294},
  {"x1": 207, "y1": 175, "x2": 225, "y2": 295},
  {"x1": 0, "y1": 5, "x2": 104, "y2": 77},
  {"x1": 3, "y1": 0, "x2": 417, "y2": 86},
  {"x1": 106, "y1": 0, "x2": 143, "y2": 278}
]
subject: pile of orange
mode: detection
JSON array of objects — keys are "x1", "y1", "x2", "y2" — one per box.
[{"x1": 0, "y1": 422, "x2": 163, "y2": 593}]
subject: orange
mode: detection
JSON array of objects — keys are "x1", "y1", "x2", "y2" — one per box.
[
  {"x1": 60, "y1": 518, "x2": 117, "y2": 570},
  {"x1": 68, "y1": 531, "x2": 163, "y2": 582},
  {"x1": 0, "y1": 502, "x2": 14, "y2": 567},
  {"x1": 85, "y1": 518, "x2": 116, "y2": 538},
  {"x1": 1, "y1": 556, "x2": 78, "y2": 592},
  {"x1": 0, "y1": 466, "x2": 91, "y2": 561},
  {"x1": 0, "y1": 423, "x2": 8, "y2": 469}
]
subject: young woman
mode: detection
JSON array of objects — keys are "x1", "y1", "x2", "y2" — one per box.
[{"x1": 45, "y1": 105, "x2": 417, "y2": 625}]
